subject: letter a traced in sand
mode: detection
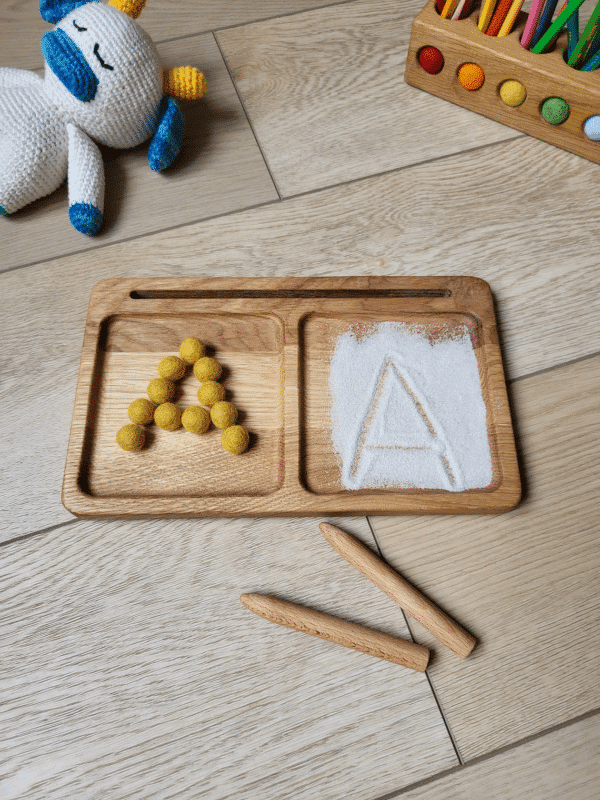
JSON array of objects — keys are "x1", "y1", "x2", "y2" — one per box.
[{"x1": 347, "y1": 357, "x2": 464, "y2": 490}]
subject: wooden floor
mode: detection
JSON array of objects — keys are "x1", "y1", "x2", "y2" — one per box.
[{"x1": 1, "y1": 1, "x2": 599, "y2": 798}]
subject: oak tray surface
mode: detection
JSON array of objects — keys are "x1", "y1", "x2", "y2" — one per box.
[{"x1": 62, "y1": 276, "x2": 521, "y2": 517}]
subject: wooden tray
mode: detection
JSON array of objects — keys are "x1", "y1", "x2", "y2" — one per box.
[{"x1": 62, "y1": 276, "x2": 521, "y2": 517}]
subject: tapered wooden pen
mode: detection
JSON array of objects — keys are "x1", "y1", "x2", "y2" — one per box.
[
  {"x1": 319, "y1": 523, "x2": 477, "y2": 659},
  {"x1": 240, "y1": 593, "x2": 430, "y2": 672}
]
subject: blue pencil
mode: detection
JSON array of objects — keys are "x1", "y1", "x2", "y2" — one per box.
[{"x1": 531, "y1": 0, "x2": 560, "y2": 47}]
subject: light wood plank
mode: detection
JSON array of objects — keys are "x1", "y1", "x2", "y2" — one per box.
[
  {"x1": 0, "y1": 0, "x2": 332, "y2": 71},
  {"x1": 217, "y1": 0, "x2": 518, "y2": 196},
  {"x1": 0, "y1": 516, "x2": 458, "y2": 800},
  {"x1": 401, "y1": 713, "x2": 600, "y2": 800},
  {"x1": 371, "y1": 355, "x2": 600, "y2": 760},
  {"x1": 2, "y1": 142, "x2": 600, "y2": 538},
  {"x1": 0, "y1": 34, "x2": 278, "y2": 270}
]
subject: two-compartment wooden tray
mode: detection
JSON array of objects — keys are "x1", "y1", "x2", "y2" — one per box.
[{"x1": 62, "y1": 276, "x2": 521, "y2": 517}]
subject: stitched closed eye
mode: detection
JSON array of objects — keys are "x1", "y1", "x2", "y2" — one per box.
[
  {"x1": 72, "y1": 20, "x2": 87, "y2": 31},
  {"x1": 93, "y1": 43, "x2": 114, "y2": 70}
]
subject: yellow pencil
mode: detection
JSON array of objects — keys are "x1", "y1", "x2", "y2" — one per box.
[
  {"x1": 478, "y1": 0, "x2": 498, "y2": 30},
  {"x1": 441, "y1": 0, "x2": 460, "y2": 17},
  {"x1": 497, "y1": 0, "x2": 524, "y2": 34}
]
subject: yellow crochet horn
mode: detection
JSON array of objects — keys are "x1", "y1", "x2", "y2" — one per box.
[
  {"x1": 108, "y1": 0, "x2": 147, "y2": 19},
  {"x1": 163, "y1": 67, "x2": 207, "y2": 101}
]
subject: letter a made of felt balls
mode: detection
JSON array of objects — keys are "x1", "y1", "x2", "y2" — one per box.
[{"x1": 0, "y1": 0, "x2": 207, "y2": 235}]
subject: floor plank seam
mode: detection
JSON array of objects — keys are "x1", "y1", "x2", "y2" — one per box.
[
  {"x1": 373, "y1": 705, "x2": 600, "y2": 799},
  {"x1": 212, "y1": 32, "x2": 283, "y2": 200},
  {"x1": 509, "y1": 349, "x2": 600, "y2": 384},
  {"x1": 150, "y1": 0, "x2": 361, "y2": 44},
  {"x1": 1, "y1": 518, "x2": 78, "y2": 549},
  {"x1": 367, "y1": 517, "x2": 465, "y2": 765}
]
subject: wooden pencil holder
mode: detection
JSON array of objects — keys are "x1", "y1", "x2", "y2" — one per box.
[{"x1": 404, "y1": 0, "x2": 600, "y2": 164}]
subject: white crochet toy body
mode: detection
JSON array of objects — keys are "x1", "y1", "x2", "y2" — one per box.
[{"x1": 0, "y1": 0, "x2": 206, "y2": 235}]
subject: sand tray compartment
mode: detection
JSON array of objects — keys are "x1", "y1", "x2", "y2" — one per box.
[{"x1": 62, "y1": 276, "x2": 521, "y2": 517}]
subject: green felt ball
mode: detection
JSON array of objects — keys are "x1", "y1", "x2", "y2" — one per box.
[{"x1": 541, "y1": 97, "x2": 569, "y2": 125}]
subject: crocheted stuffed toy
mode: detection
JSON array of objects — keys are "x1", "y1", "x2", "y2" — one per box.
[{"x1": 0, "y1": 0, "x2": 206, "y2": 235}]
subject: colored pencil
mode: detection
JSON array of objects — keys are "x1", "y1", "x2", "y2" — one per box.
[
  {"x1": 521, "y1": 0, "x2": 547, "y2": 47},
  {"x1": 568, "y1": 0, "x2": 600, "y2": 66},
  {"x1": 531, "y1": 0, "x2": 560, "y2": 46},
  {"x1": 531, "y1": 0, "x2": 587, "y2": 53},
  {"x1": 441, "y1": 0, "x2": 461, "y2": 18},
  {"x1": 486, "y1": 0, "x2": 516, "y2": 35},
  {"x1": 478, "y1": 0, "x2": 498, "y2": 30},
  {"x1": 451, "y1": 0, "x2": 471, "y2": 19},
  {"x1": 567, "y1": 7, "x2": 580, "y2": 58},
  {"x1": 581, "y1": 39, "x2": 600, "y2": 68},
  {"x1": 498, "y1": 0, "x2": 525, "y2": 35}
]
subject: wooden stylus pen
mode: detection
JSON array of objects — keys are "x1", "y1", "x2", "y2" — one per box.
[
  {"x1": 319, "y1": 523, "x2": 477, "y2": 659},
  {"x1": 240, "y1": 593, "x2": 430, "y2": 672}
]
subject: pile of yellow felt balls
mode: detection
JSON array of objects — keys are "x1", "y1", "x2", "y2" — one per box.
[{"x1": 116, "y1": 337, "x2": 250, "y2": 455}]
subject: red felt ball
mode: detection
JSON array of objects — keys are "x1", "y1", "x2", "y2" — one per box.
[{"x1": 418, "y1": 46, "x2": 444, "y2": 75}]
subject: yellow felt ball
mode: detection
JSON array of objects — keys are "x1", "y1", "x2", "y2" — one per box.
[
  {"x1": 147, "y1": 377, "x2": 175, "y2": 404},
  {"x1": 221, "y1": 425, "x2": 249, "y2": 454},
  {"x1": 128, "y1": 397, "x2": 156, "y2": 425},
  {"x1": 193, "y1": 356, "x2": 222, "y2": 383},
  {"x1": 210, "y1": 401, "x2": 238, "y2": 430},
  {"x1": 499, "y1": 79, "x2": 526, "y2": 107},
  {"x1": 154, "y1": 402, "x2": 182, "y2": 431},
  {"x1": 197, "y1": 380, "x2": 226, "y2": 407},
  {"x1": 179, "y1": 337, "x2": 205, "y2": 365},
  {"x1": 158, "y1": 355, "x2": 186, "y2": 381},
  {"x1": 116, "y1": 424, "x2": 145, "y2": 451},
  {"x1": 181, "y1": 405, "x2": 211, "y2": 434}
]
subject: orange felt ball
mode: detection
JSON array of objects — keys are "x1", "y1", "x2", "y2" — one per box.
[
  {"x1": 457, "y1": 62, "x2": 485, "y2": 91},
  {"x1": 418, "y1": 46, "x2": 444, "y2": 75}
]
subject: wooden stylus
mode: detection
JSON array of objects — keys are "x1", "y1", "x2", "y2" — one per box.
[
  {"x1": 319, "y1": 522, "x2": 477, "y2": 659},
  {"x1": 240, "y1": 593, "x2": 430, "y2": 672}
]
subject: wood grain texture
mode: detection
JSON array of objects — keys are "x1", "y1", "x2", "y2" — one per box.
[
  {"x1": 217, "y1": 0, "x2": 516, "y2": 196},
  {"x1": 371, "y1": 354, "x2": 600, "y2": 760},
  {"x1": 0, "y1": 33, "x2": 277, "y2": 272},
  {"x1": 0, "y1": 516, "x2": 458, "y2": 799},
  {"x1": 401, "y1": 713, "x2": 600, "y2": 799},
  {"x1": 2, "y1": 141, "x2": 600, "y2": 538},
  {"x1": 0, "y1": 0, "x2": 332, "y2": 71},
  {"x1": 240, "y1": 593, "x2": 431, "y2": 670},
  {"x1": 405, "y1": 1, "x2": 600, "y2": 165},
  {"x1": 62, "y1": 276, "x2": 520, "y2": 518},
  {"x1": 320, "y1": 522, "x2": 477, "y2": 658}
]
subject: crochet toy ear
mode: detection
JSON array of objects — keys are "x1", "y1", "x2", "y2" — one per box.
[
  {"x1": 163, "y1": 67, "x2": 207, "y2": 101},
  {"x1": 108, "y1": 0, "x2": 146, "y2": 18},
  {"x1": 40, "y1": 0, "x2": 97, "y2": 24}
]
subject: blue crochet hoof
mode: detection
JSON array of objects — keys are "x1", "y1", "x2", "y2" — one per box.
[
  {"x1": 69, "y1": 202, "x2": 103, "y2": 235},
  {"x1": 148, "y1": 97, "x2": 185, "y2": 172},
  {"x1": 0, "y1": 206, "x2": 8, "y2": 216}
]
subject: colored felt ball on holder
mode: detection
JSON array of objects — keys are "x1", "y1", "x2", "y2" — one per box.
[
  {"x1": 221, "y1": 425, "x2": 250, "y2": 455},
  {"x1": 128, "y1": 397, "x2": 156, "y2": 425},
  {"x1": 583, "y1": 115, "x2": 600, "y2": 140},
  {"x1": 158, "y1": 356, "x2": 186, "y2": 381},
  {"x1": 418, "y1": 46, "x2": 444, "y2": 74},
  {"x1": 499, "y1": 79, "x2": 526, "y2": 107},
  {"x1": 180, "y1": 337, "x2": 205, "y2": 365},
  {"x1": 541, "y1": 97, "x2": 570, "y2": 125},
  {"x1": 116, "y1": 424, "x2": 146, "y2": 451},
  {"x1": 458, "y1": 63, "x2": 485, "y2": 91}
]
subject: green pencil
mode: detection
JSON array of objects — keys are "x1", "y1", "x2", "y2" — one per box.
[
  {"x1": 568, "y1": 0, "x2": 600, "y2": 67},
  {"x1": 531, "y1": 0, "x2": 587, "y2": 53}
]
